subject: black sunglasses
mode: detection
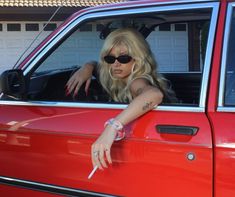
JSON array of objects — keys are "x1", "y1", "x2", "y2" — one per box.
[{"x1": 103, "y1": 55, "x2": 132, "y2": 64}]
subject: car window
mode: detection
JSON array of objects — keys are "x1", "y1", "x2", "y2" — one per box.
[
  {"x1": 34, "y1": 25, "x2": 104, "y2": 74},
  {"x1": 224, "y1": 7, "x2": 235, "y2": 106},
  {"x1": 26, "y1": 7, "x2": 212, "y2": 106}
]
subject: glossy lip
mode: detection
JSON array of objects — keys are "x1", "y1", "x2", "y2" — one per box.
[{"x1": 113, "y1": 69, "x2": 123, "y2": 74}]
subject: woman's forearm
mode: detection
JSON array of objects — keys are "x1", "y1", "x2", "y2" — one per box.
[{"x1": 115, "y1": 87, "x2": 163, "y2": 125}]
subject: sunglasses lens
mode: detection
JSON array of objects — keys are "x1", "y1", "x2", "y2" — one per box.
[
  {"x1": 104, "y1": 56, "x2": 116, "y2": 64},
  {"x1": 104, "y1": 55, "x2": 132, "y2": 64},
  {"x1": 117, "y1": 55, "x2": 132, "y2": 64}
]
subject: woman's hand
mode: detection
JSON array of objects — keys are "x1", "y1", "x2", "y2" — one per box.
[
  {"x1": 90, "y1": 79, "x2": 163, "y2": 170},
  {"x1": 66, "y1": 62, "x2": 95, "y2": 97},
  {"x1": 91, "y1": 126, "x2": 117, "y2": 170}
]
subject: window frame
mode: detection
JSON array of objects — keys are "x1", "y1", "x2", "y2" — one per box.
[
  {"x1": 218, "y1": 2, "x2": 235, "y2": 112},
  {"x1": 0, "y1": 2, "x2": 219, "y2": 113},
  {"x1": 7, "y1": 23, "x2": 21, "y2": 31}
]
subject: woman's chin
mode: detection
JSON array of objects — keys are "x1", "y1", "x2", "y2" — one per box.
[
  {"x1": 113, "y1": 74, "x2": 122, "y2": 79},
  {"x1": 113, "y1": 75, "x2": 129, "y2": 82}
]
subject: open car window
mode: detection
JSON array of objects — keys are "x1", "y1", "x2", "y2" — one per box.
[{"x1": 26, "y1": 7, "x2": 212, "y2": 106}]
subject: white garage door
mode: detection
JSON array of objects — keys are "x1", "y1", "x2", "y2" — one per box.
[
  {"x1": 0, "y1": 22, "x2": 188, "y2": 73},
  {"x1": 147, "y1": 23, "x2": 189, "y2": 72},
  {"x1": 0, "y1": 21, "x2": 62, "y2": 73}
]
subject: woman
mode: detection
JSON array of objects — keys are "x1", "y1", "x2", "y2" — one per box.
[{"x1": 66, "y1": 28, "x2": 172, "y2": 170}]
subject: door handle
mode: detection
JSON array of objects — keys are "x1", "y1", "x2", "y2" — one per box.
[{"x1": 156, "y1": 125, "x2": 198, "y2": 136}]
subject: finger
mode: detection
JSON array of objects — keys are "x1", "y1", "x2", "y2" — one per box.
[
  {"x1": 105, "y1": 148, "x2": 112, "y2": 165},
  {"x1": 91, "y1": 145, "x2": 96, "y2": 168},
  {"x1": 91, "y1": 151, "x2": 100, "y2": 169},
  {"x1": 93, "y1": 152, "x2": 103, "y2": 170},
  {"x1": 66, "y1": 74, "x2": 76, "y2": 89},
  {"x1": 91, "y1": 146, "x2": 103, "y2": 170},
  {"x1": 66, "y1": 78, "x2": 77, "y2": 95},
  {"x1": 66, "y1": 77, "x2": 72, "y2": 88},
  {"x1": 73, "y1": 82, "x2": 82, "y2": 97},
  {"x1": 65, "y1": 80, "x2": 72, "y2": 94},
  {"x1": 99, "y1": 148, "x2": 108, "y2": 168},
  {"x1": 85, "y1": 78, "x2": 91, "y2": 96},
  {"x1": 66, "y1": 71, "x2": 81, "y2": 92}
]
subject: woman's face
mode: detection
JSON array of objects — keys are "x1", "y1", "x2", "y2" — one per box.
[{"x1": 108, "y1": 44, "x2": 135, "y2": 82}]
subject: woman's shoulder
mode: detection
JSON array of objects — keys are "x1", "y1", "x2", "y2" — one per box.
[
  {"x1": 129, "y1": 77, "x2": 154, "y2": 97},
  {"x1": 130, "y1": 77, "x2": 151, "y2": 88}
]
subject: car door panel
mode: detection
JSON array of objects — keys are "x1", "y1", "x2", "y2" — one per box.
[
  {"x1": 0, "y1": 105, "x2": 212, "y2": 196},
  {"x1": 207, "y1": 2, "x2": 235, "y2": 196},
  {"x1": 209, "y1": 113, "x2": 235, "y2": 197},
  {"x1": 0, "y1": 185, "x2": 58, "y2": 197}
]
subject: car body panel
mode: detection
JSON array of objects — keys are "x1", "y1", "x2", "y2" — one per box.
[
  {"x1": 0, "y1": 185, "x2": 58, "y2": 197},
  {"x1": 207, "y1": 1, "x2": 235, "y2": 196},
  {"x1": 0, "y1": 105, "x2": 213, "y2": 196}
]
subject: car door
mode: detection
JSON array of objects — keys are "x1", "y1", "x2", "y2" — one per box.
[
  {"x1": 0, "y1": 1, "x2": 219, "y2": 197},
  {"x1": 208, "y1": 2, "x2": 235, "y2": 197}
]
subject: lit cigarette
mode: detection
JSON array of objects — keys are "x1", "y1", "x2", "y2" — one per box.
[{"x1": 88, "y1": 166, "x2": 98, "y2": 179}]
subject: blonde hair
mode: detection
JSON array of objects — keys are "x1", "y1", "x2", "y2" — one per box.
[{"x1": 99, "y1": 28, "x2": 170, "y2": 103}]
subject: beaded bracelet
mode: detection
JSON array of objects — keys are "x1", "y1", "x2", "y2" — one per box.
[{"x1": 104, "y1": 118, "x2": 125, "y2": 141}]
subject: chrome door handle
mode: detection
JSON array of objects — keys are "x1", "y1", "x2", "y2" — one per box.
[{"x1": 156, "y1": 125, "x2": 198, "y2": 136}]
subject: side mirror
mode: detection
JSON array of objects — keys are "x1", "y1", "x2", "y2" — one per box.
[{"x1": 0, "y1": 69, "x2": 26, "y2": 100}]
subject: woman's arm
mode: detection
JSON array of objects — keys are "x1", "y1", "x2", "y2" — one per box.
[
  {"x1": 66, "y1": 61, "x2": 97, "y2": 97},
  {"x1": 91, "y1": 78, "x2": 163, "y2": 169},
  {"x1": 116, "y1": 78, "x2": 163, "y2": 124}
]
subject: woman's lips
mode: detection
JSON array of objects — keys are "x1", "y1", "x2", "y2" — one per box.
[{"x1": 113, "y1": 69, "x2": 122, "y2": 74}]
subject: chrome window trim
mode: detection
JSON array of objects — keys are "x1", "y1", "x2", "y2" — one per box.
[
  {"x1": 218, "y1": 3, "x2": 235, "y2": 111},
  {"x1": 217, "y1": 107, "x2": 235, "y2": 113},
  {"x1": 91, "y1": 0, "x2": 218, "y2": 13},
  {"x1": 0, "y1": 176, "x2": 115, "y2": 197},
  {"x1": 3, "y1": 2, "x2": 219, "y2": 113},
  {"x1": 199, "y1": 3, "x2": 219, "y2": 108},
  {"x1": 0, "y1": 100, "x2": 204, "y2": 112}
]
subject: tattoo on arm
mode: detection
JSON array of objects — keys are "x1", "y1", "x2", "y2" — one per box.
[{"x1": 142, "y1": 101, "x2": 153, "y2": 111}]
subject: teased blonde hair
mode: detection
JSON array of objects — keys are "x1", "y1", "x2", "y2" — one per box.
[{"x1": 99, "y1": 28, "x2": 170, "y2": 103}]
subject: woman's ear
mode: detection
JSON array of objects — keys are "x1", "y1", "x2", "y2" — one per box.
[{"x1": 131, "y1": 63, "x2": 136, "y2": 73}]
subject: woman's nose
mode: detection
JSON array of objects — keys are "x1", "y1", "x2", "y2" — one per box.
[{"x1": 113, "y1": 59, "x2": 121, "y2": 66}]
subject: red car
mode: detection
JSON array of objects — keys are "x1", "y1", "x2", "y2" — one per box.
[{"x1": 0, "y1": 0, "x2": 234, "y2": 196}]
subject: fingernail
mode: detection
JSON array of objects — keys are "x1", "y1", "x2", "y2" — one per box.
[
  {"x1": 65, "y1": 89, "x2": 70, "y2": 96},
  {"x1": 99, "y1": 166, "x2": 104, "y2": 171},
  {"x1": 73, "y1": 92, "x2": 78, "y2": 98}
]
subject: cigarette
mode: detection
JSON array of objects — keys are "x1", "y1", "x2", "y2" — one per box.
[{"x1": 88, "y1": 166, "x2": 98, "y2": 179}]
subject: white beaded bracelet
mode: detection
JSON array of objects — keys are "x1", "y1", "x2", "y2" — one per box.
[{"x1": 104, "y1": 118, "x2": 125, "y2": 141}]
